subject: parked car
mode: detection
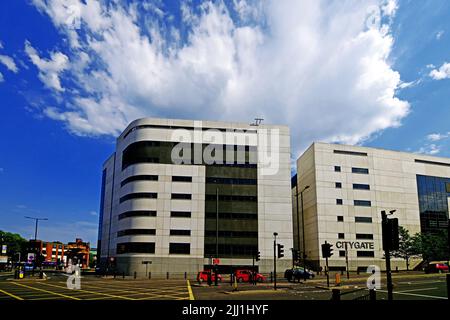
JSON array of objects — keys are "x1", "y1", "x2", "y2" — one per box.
[
  {"x1": 234, "y1": 269, "x2": 266, "y2": 283},
  {"x1": 424, "y1": 262, "x2": 449, "y2": 274},
  {"x1": 197, "y1": 270, "x2": 222, "y2": 283},
  {"x1": 285, "y1": 267, "x2": 315, "y2": 282}
]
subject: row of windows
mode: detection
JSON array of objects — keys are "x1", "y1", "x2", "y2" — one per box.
[
  {"x1": 204, "y1": 230, "x2": 258, "y2": 238},
  {"x1": 338, "y1": 233, "x2": 373, "y2": 240},
  {"x1": 117, "y1": 229, "x2": 191, "y2": 237},
  {"x1": 119, "y1": 193, "x2": 194, "y2": 203},
  {"x1": 206, "y1": 177, "x2": 257, "y2": 185},
  {"x1": 205, "y1": 194, "x2": 257, "y2": 202},
  {"x1": 339, "y1": 251, "x2": 375, "y2": 257},
  {"x1": 334, "y1": 166, "x2": 369, "y2": 174},
  {"x1": 336, "y1": 199, "x2": 371, "y2": 207},
  {"x1": 335, "y1": 182, "x2": 370, "y2": 190},
  {"x1": 116, "y1": 242, "x2": 190, "y2": 254},
  {"x1": 121, "y1": 176, "x2": 256, "y2": 185},
  {"x1": 337, "y1": 216, "x2": 372, "y2": 223},
  {"x1": 205, "y1": 212, "x2": 257, "y2": 220},
  {"x1": 121, "y1": 175, "x2": 158, "y2": 187},
  {"x1": 118, "y1": 211, "x2": 191, "y2": 220}
]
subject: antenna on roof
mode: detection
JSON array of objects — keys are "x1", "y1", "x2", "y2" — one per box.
[{"x1": 250, "y1": 118, "x2": 264, "y2": 126}]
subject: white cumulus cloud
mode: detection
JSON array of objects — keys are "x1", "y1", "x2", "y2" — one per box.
[
  {"x1": 429, "y1": 62, "x2": 450, "y2": 80},
  {"x1": 0, "y1": 55, "x2": 19, "y2": 73},
  {"x1": 29, "y1": 0, "x2": 409, "y2": 154},
  {"x1": 24, "y1": 40, "x2": 69, "y2": 92}
]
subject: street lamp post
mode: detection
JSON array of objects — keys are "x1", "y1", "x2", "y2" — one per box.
[
  {"x1": 298, "y1": 186, "x2": 309, "y2": 270},
  {"x1": 273, "y1": 232, "x2": 278, "y2": 290},
  {"x1": 215, "y1": 187, "x2": 219, "y2": 286},
  {"x1": 24, "y1": 216, "x2": 48, "y2": 240}
]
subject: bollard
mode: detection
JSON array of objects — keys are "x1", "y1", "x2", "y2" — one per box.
[
  {"x1": 357, "y1": 269, "x2": 360, "y2": 275},
  {"x1": 134, "y1": 271, "x2": 137, "y2": 279},
  {"x1": 167, "y1": 272, "x2": 169, "y2": 280},
  {"x1": 149, "y1": 272, "x2": 151, "y2": 279},
  {"x1": 335, "y1": 273, "x2": 341, "y2": 286},
  {"x1": 114, "y1": 271, "x2": 116, "y2": 279},
  {"x1": 122, "y1": 272, "x2": 125, "y2": 279},
  {"x1": 369, "y1": 289, "x2": 376, "y2": 301},
  {"x1": 331, "y1": 288, "x2": 341, "y2": 301},
  {"x1": 184, "y1": 272, "x2": 187, "y2": 280},
  {"x1": 341, "y1": 270, "x2": 344, "y2": 276},
  {"x1": 270, "y1": 272, "x2": 273, "y2": 283}
]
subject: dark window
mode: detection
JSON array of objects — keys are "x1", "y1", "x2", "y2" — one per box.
[
  {"x1": 205, "y1": 212, "x2": 257, "y2": 220},
  {"x1": 335, "y1": 182, "x2": 342, "y2": 188},
  {"x1": 355, "y1": 216, "x2": 372, "y2": 223},
  {"x1": 334, "y1": 166, "x2": 341, "y2": 172},
  {"x1": 354, "y1": 200, "x2": 371, "y2": 207},
  {"x1": 170, "y1": 230, "x2": 191, "y2": 236},
  {"x1": 339, "y1": 250, "x2": 346, "y2": 257},
  {"x1": 205, "y1": 194, "x2": 257, "y2": 202},
  {"x1": 415, "y1": 159, "x2": 450, "y2": 167},
  {"x1": 169, "y1": 243, "x2": 190, "y2": 254},
  {"x1": 171, "y1": 211, "x2": 191, "y2": 218},
  {"x1": 357, "y1": 251, "x2": 375, "y2": 257},
  {"x1": 171, "y1": 193, "x2": 192, "y2": 200},
  {"x1": 116, "y1": 242, "x2": 155, "y2": 254},
  {"x1": 336, "y1": 199, "x2": 343, "y2": 205},
  {"x1": 118, "y1": 211, "x2": 157, "y2": 220},
  {"x1": 353, "y1": 183, "x2": 370, "y2": 190},
  {"x1": 352, "y1": 167, "x2": 369, "y2": 174},
  {"x1": 334, "y1": 150, "x2": 368, "y2": 156},
  {"x1": 121, "y1": 175, "x2": 158, "y2": 187},
  {"x1": 172, "y1": 176, "x2": 192, "y2": 182},
  {"x1": 206, "y1": 177, "x2": 257, "y2": 185},
  {"x1": 338, "y1": 233, "x2": 345, "y2": 239},
  {"x1": 122, "y1": 141, "x2": 161, "y2": 170},
  {"x1": 119, "y1": 193, "x2": 157, "y2": 203},
  {"x1": 337, "y1": 216, "x2": 344, "y2": 222},
  {"x1": 117, "y1": 229, "x2": 156, "y2": 237},
  {"x1": 204, "y1": 244, "x2": 258, "y2": 258},
  {"x1": 356, "y1": 234, "x2": 373, "y2": 240},
  {"x1": 205, "y1": 231, "x2": 258, "y2": 238}
]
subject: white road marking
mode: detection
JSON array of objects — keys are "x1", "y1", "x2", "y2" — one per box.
[{"x1": 378, "y1": 289, "x2": 447, "y2": 300}]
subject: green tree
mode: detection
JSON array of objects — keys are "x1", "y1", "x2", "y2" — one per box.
[
  {"x1": 391, "y1": 226, "x2": 420, "y2": 270},
  {"x1": 0, "y1": 230, "x2": 28, "y2": 260},
  {"x1": 413, "y1": 230, "x2": 449, "y2": 263}
]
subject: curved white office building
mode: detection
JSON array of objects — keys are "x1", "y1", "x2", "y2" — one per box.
[{"x1": 98, "y1": 118, "x2": 293, "y2": 277}]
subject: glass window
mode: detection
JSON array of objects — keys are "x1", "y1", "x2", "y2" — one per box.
[
  {"x1": 355, "y1": 216, "x2": 372, "y2": 223},
  {"x1": 337, "y1": 216, "x2": 344, "y2": 222},
  {"x1": 336, "y1": 199, "x2": 343, "y2": 205},
  {"x1": 334, "y1": 166, "x2": 341, "y2": 172},
  {"x1": 338, "y1": 233, "x2": 345, "y2": 239},
  {"x1": 171, "y1": 193, "x2": 192, "y2": 200},
  {"x1": 169, "y1": 243, "x2": 190, "y2": 254},
  {"x1": 171, "y1": 211, "x2": 191, "y2": 218},
  {"x1": 121, "y1": 175, "x2": 158, "y2": 187},
  {"x1": 339, "y1": 250, "x2": 346, "y2": 257},
  {"x1": 357, "y1": 251, "x2": 375, "y2": 257},
  {"x1": 170, "y1": 230, "x2": 191, "y2": 236},
  {"x1": 118, "y1": 211, "x2": 157, "y2": 220},
  {"x1": 117, "y1": 229, "x2": 156, "y2": 237},
  {"x1": 354, "y1": 200, "x2": 371, "y2": 207},
  {"x1": 356, "y1": 234, "x2": 373, "y2": 240},
  {"x1": 353, "y1": 183, "x2": 370, "y2": 190},
  {"x1": 335, "y1": 182, "x2": 342, "y2": 188},
  {"x1": 172, "y1": 176, "x2": 192, "y2": 182},
  {"x1": 117, "y1": 242, "x2": 155, "y2": 254},
  {"x1": 352, "y1": 167, "x2": 369, "y2": 174},
  {"x1": 119, "y1": 193, "x2": 157, "y2": 203}
]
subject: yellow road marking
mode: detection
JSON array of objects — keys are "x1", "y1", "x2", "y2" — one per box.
[
  {"x1": 0, "y1": 288, "x2": 24, "y2": 300},
  {"x1": 12, "y1": 282, "x2": 80, "y2": 300},
  {"x1": 187, "y1": 280, "x2": 195, "y2": 300},
  {"x1": 38, "y1": 282, "x2": 136, "y2": 300}
]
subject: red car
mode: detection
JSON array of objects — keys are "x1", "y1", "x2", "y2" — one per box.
[
  {"x1": 425, "y1": 263, "x2": 449, "y2": 274},
  {"x1": 197, "y1": 270, "x2": 222, "y2": 283},
  {"x1": 235, "y1": 269, "x2": 266, "y2": 282}
]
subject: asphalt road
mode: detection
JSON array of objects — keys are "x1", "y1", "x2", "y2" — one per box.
[{"x1": 0, "y1": 272, "x2": 447, "y2": 300}]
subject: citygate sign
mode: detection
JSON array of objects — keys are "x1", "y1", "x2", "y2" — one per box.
[{"x1": 335, "y1": 241, "x2": 374, "y2": 250}]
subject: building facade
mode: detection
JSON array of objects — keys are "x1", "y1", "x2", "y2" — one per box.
[
  {"x1": 293, "y1": 142, "x2": 450, "y2": 271},
  {"x1": 98, "y1": 118, "x2": 293, "y2": 276}
]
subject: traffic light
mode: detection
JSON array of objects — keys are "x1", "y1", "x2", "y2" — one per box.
[
  {"x1": 277, "y1": 244, "x2": 284, "y2": 258},
  {"x1": 321, "y1": 243, "x2": 333, "y2": 258},
  {"x1": 382, "y1": 217, "x2": 399, "y2": 251},
  {"x1": 292, "y1": 249, "x2": 299, "y2": 261},
  {"x1": 255, "y1": 251, "x2": 260, "y2": 262}
]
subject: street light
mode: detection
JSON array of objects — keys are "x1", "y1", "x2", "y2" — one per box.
[
  {"x1": 296, "y1": 185, "x2": 309, "y2": 270},
  {"x1": 24, "y1": 216, "x2": 48, "y2": 240}
]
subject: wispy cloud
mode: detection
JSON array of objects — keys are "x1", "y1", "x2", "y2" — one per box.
[
  {"x1": 436, "y1": 30, "x2": 444, "y2": 40},
  {"x1": 89, "y1": 211, "x2": 98, "y2": 217},
  {"x1": 0, "y1": 54, "x2": 18, "y2": 73},
  {"x1": 427, "y1": 132, "x2": 450, "y2": 142},
  {"x1": 416, "y1": 131, "x2": 450, "y2": 155},
  {"x1": 417, "y1": 144, "x2": 440, "y2": 155},
  {"x1": 429, "y1": 62, "x2": 450, "y2": 80}
]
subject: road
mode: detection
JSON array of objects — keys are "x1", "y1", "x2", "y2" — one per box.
[{"x1": 0, "y1": 271, "x2": 447, "y2": 300}]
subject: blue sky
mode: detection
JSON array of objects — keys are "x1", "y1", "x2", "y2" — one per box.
[{"x1": 0, "y1": 0, "x2": 449, "y2": 245}]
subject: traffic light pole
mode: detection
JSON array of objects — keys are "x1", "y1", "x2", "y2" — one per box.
[
  {"x1": 273, "y1": 234, "x2": 277, "y2": 291},
  {"x1": 382, "y1": 211, "x2": 394, "y2": 301},
  {"x1": 326, "y1": 256, "x2": 329, "y2": 287}
]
